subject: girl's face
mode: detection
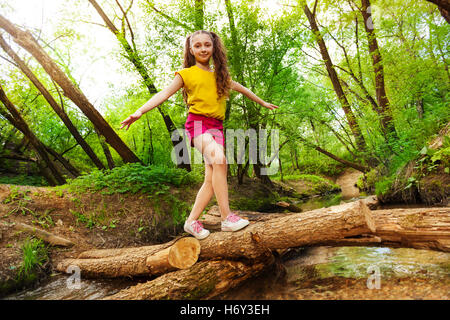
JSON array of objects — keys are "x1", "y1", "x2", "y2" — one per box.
[{"x1": 190, "y1": 33, "x2": 213, "y2": 65}]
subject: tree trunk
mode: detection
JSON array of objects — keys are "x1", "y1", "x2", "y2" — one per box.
[
  {"x1": 0, "y1": 14, "x2": 140, "y2": 164},
  {"x1": 319, "y1": 207, "x2": 450, "y2": 252},
  {"x1": 44, "y1": 145, "x2": 81, "y2": 177},
  {"x1": 0, "y1": 34, "x2": 106, "y2": 170},
  {"x1": 360, "y1": 0, "x2": 397, "y2": 137},
  {"x1": 426, "y1": 0, "x2": 450, "y2": 23},
  {"x1": 104, "y1": 257, "x2": 273, "y2": 300},
  {"x1": 95, "y1": 127, "x2": 115, "y2": 169},
  {"x1": 416, "y1": 98, "x2": 424, "y2": 119},
  {"x1": 303, "y1": 4, "x2": 366, "y2": 152},
  {"x1": 0, "y1": 84, "x2": 66, "y2": 185},
  {"x1": 368, "y1": 207, "x2": 450, "y2": 251},
  {"x1": 296, "y1": 134, "x2": 370, "y2": 172}
]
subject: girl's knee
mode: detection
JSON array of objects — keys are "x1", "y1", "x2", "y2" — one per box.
[{"x1": 204, "y1": 145, "x2": 226, "y2": 165}]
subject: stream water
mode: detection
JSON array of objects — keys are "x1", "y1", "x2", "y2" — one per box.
[{"x1": 3, "y1": 187, "x2": 450, "y2": 300}]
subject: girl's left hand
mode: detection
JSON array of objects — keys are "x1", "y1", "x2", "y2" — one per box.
[{"x1": 263, "y1": 102, "x2": 279, "y2": 110}]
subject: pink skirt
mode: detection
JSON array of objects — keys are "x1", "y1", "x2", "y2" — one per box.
[{"x1": 185, "y1": 113, "x2": 224, "y2": 147}]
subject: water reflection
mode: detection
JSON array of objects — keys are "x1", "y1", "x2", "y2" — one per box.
[
  {"x1": 306, "y1": 246, "x2": 450, "y2": 280},
  {"x1": 4, "y1": 274, "x2": 135, "y2": 300}
]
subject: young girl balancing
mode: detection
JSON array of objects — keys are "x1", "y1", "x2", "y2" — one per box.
[{"x1": 120, "y1": 30, "x2": 279, "y2": 239}]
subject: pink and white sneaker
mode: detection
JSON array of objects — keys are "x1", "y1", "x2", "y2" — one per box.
[
  {"x1": 184, "y1": 220, "x2": 210, "y2": 240},
  {"x1": 221, "y1": 213, "x2": 249, "y2": 232}
]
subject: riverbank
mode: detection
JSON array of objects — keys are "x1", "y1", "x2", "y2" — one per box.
[{"x1": 0, "y1": 171, "x2": 340, "y2": 297}]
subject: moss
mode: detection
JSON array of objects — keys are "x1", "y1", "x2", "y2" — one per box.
[
  {"x1": 230, "y1": 197, "x2": 276, "y2": 212},
  {"x1": 399, "y1": 214, "x2": 425, "y2": 229},
  {"x1": 180, "y1": 264, "x2": 218, "y2": 300},
  {"x1": 182, "y1": 278, "x2": 217, "y2": 300}
]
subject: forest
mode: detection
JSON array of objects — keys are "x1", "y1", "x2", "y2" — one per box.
[{"x1": 0, "y1": 0, "x2": 448, "y2": 302}]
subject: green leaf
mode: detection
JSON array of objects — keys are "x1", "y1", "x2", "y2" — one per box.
[{"x1": 420, "y1": 146, "x2": 428, "y2": 155}]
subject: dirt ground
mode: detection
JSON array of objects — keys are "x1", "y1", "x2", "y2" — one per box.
[{"x1": 335, "y1": 168, "x2": 363, "y2": 199}]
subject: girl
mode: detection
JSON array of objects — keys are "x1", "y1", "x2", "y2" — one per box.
[{"x1": 120, "y1": 30, "x2": 278, "y2": 239}]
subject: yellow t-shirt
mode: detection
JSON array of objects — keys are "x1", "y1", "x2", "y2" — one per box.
[{"x1": 175, "y1": 65, "x2": 228, "y2": 120}]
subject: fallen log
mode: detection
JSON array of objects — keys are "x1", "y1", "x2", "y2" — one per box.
[
  {"x1": 56, "y1": 200, "x2": 374, "y2": 278},
  {"x1": 314, "y1": 207, "x2": 450, "y2": 252},
  {"x1": 198, "y1": 200, "x2": 375, "y2": 261},
  {"x1": 56, "y1": 237, "x2": 199, "y2": 278},
  {"x1": 104, "y1": 206, "x2": 450, "y2": 300},
  {"x1": 104, "y1": 254, "x2": 274, "y2": 300},
  {"x1": 14, "y1": 222, "x2": 74, "y2": 247},
  {"x1": 372, "y1": 207, "x2": 450, "y2": 251}
]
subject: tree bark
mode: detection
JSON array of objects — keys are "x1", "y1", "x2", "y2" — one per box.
[
  {"x1": 426, "y1": 0, "x2": 450, "y2": 23},
  {"x1": 0, "y1": 34, "x2": 106, "y2": 170},
  {"x1": 44, "y1": 145, "x2": 81, "y2": 177},
  {"x1": 0, "y1": 14, "x2": 141, "y2": 164},
  {"x1": 360, "y1": 0, "x2": 397, "y2": 137},
  {"x1": 94, "y1": 127, "x2": 115, "y2": 169},
  {"x1": 368, "y1": 207, "x2": 450, "y2": 252},
  {"x1": 104, "y1": 256, "x2": 273, "y2": 300},
  {"x1": 318, "y1": 207, "x2": 450, "y2": 252}
]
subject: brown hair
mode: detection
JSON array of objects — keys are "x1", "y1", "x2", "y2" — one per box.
[{"x1": 182, "y1": 30, "x2": 231, "y2": 105}]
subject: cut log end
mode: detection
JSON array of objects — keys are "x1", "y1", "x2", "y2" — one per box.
[
  {"x1": 168, "y1": 237, "x2": 201, "y2": 269},
  {"x1": 359, "y1": 200, "x2": 377, "y2": 233}
]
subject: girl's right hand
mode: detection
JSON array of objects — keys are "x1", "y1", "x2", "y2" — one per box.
[{"x1": 120, "y1": 110, "x2": 143, "y2": 130}]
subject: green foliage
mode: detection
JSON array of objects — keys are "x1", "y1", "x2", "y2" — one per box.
[
  {"x1": 273, "y1": 173, "x2": 341, "y2": 196},
  {"x1": 375, "y1": 176, "x2": 395, "y2": 197},
  {"x1": 416, "y1": 141, "x2": 450, "y2": 174},
  {"x1": 0, "y1": 175, "x2": 47, "y2": 187},
  {"x1": 65, "y1": 163, "x2": 202, "y2": 195}
]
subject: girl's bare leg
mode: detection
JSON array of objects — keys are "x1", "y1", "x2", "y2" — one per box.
[
  {"x1": 189, "y1": 133, "x2": 232, "y2": 221},
  {"x1": 186, "y1": 163, "x2": 214, "y2": 223}
]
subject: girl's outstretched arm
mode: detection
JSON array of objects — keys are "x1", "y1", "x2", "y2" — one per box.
[
  {"x1": 120, "y1": 74, "x2": 184, "y2": 130},
  {"x1": 230, "y1": 80, "x2": 279, "y2": 110}
]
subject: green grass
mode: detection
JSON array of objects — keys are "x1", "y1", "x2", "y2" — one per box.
[{"x1": 17, "y1": 237, "x2": 48, "y2": 283}]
